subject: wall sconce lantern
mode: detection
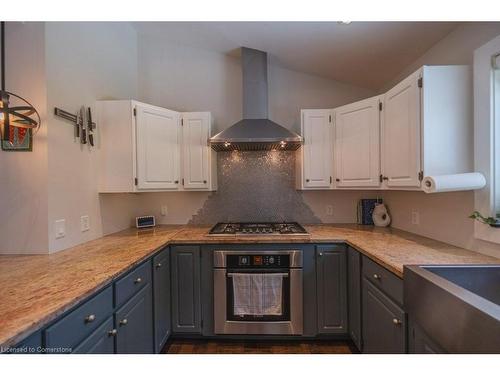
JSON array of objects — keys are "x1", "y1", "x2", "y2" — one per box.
[{"x1": 0, "y1": 21, "x2": 40, "y2": 150}]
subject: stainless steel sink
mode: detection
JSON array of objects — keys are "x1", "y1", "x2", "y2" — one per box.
[{"x1": 404, "y1": 265, "x2": 500, "y2": 353}]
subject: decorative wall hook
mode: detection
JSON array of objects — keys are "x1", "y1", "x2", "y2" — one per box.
[{"x1": 54, "y1": 106, "x2": 96, "y2": 147}]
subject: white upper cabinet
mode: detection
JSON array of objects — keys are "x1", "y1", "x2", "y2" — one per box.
[
  {"x1": 136, "y1": 105, "x2": 181, "y2": 190},
  {"x1": 381, "y1": 65, "x2": 471, "y2": 189},
  {"x1": 334, "y1": 96, "x2": 381, "y2": 188},
  {"x1": 381, "y1": 70, "x2": 422, "y2": 188},
  {"x1": 297, "y1": 109, "x2": 333, "y2": 189},
  {"x1": 97, "y1": 100, "x2": 216, "y2": 193},
  {"x1": 181, "y1": 112, "x2": 217, "y2": 191}
]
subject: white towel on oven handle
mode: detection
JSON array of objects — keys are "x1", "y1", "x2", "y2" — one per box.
[{"x1": 231, "y1": 273, "x2": 284, "y2": 316}]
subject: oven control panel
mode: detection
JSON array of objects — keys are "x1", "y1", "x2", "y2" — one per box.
[{"x1": 227, "y1": 254, "x2": 290, "y2": 268}]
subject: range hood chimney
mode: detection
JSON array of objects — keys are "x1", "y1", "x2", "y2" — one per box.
[{"x1": 210, "y1": 47, "x2": 302, "y2": 152}]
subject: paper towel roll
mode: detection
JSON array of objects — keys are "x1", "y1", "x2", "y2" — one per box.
[{"x1": 422, "y1": 173, "x2": 486, "y2": 193}]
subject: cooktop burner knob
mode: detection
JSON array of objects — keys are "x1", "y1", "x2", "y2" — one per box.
[{"x1": 269, "y1": 256, "x2": 275, "y2": 264}]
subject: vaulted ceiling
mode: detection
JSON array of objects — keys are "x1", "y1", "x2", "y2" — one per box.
[{"x1": 132, "y1": 22, "x2": 459, "y2": 90}]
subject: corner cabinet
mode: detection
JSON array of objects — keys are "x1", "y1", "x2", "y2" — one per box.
[
  {"x1": 97, "y1": 100, "x2": 216, "y2": 193},
  {"x1": 334, "y1": 96, "x2": 381, "y2": 188},
  {"x1": 296, "y1": 109, "x2": 334, "y2": 189}
]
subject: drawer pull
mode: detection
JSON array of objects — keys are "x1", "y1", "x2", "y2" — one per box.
[
  {"x1": 119, "y1": 318, "x2": 128, "y2": 326},
  {"x1": 392, "y1": 318, "x2": 402, "y2": 325},
  {"x1": 134, "y1": 277, "x2": 142, "y2": 284},
  {"x1": 156, "y1": 263, "x2": 162, "y2": 268},
  {"x1": 84, "y1": 314, "x2": 96, "y2": 323},
  {"x1": 373, "y1": 274, "x2": 381, "y2": 280},
  {"x1": 108, "y1": 329, "x2": 117, "y2": 337}
]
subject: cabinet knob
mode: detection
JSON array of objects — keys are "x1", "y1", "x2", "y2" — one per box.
[
  {"x1": 373, "y1": 274, "x2": 381, "y2": 280},
  {"x1": 84, "y1": 314, "x2": 96, "y2": 323},
  {"x1": 318, "y1": 252, "x2": 323, "y2": 257},
  {"x1": 156, "y1": 262, "x2": 162, "y2": 268},
  {"x1": 174, "y1": 180, "x2": 179, "y2": 184},
  {"x1": 382, "y1": 176, "x2": 389, "y2": 181},
  {"x1": 306, "y1": 179, "x2": 310, "y2": 182},
  {"x1": 134, "y1": 277, "x2": 142, "y2": 284},
  {"x1": 203, "y1": 180, "x2": 207, "y2": 184},
  {"x1": 108, "y1": 329, "x2": 117, "y2": 337},
  {"x1": 119, "y1": 318, "x2": 128, "y2": 326},
  {"x1": 335, "y1": 178, "x2": 340, "y2": 182},
  {"x1": 392, "y1": 318, "x2": 402, "y2": 325}
]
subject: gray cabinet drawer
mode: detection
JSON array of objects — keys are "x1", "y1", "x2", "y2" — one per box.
[
  {"x1": 362, "y1": 256, "x2": 403, "y2": 305},
  {"x1": 44, "y1": 286, "x2": 113, "y2": 350},
  {"x1": 114, "y1": 261, "x2": 152, "y2": 307},
  {"x1": 72, "y1": 316, "x2": 115, "y2": 354}
]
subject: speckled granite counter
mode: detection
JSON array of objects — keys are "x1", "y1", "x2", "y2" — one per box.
[{"x1": 1, "y1": 224, "x2": 499, "y2": 348}]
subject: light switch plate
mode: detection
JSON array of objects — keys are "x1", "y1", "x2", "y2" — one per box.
[
  {"x1": 80, "y1": 215, "x2": 90, "y2": 232},
  {"x1": 55, "y1": 219, "x2": 66, "y2": 239},
  {"x1": 326, "y1": 205, "x2": 334, "y2": 216},
  {"x1": 161, "y1": 205, "x2": 168, "y2": 216}
]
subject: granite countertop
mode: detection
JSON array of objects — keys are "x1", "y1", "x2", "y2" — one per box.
[{"x1": 1, "y1": 224, "x2": 499, "y2": 349}]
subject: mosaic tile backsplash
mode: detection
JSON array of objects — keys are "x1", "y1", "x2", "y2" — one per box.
[{"x1": 189, "y1": 151, "x2": 321, "y2": 224}]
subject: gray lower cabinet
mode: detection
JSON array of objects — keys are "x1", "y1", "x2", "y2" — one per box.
[
  {"x1": 362, "y1": 277, "x2": 406, "y2": 353},
  {"x1": 153, "y1": 248, "x2": 171, "y2": 353},
  {"x1": 347, "y1": 247, "x2": 362, "y2": 350},
  {"x1": 171, "y1": 246, "x2": 202, "y2": 333},
  {"x1": 316, "y1": 244, "x2": 348, "y2": 334},
  {"x1": 73, "y1": 317, "x2": 115, "y2": 354},
  {"x1": 13, "y1": 331, "x2": 42, "y2": 354},
  {"x1": 115, "y1": 284, "x2": 154, "y2": 354}
]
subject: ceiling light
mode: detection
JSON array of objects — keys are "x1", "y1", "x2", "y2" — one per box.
[{"x1": 0, "y1": 22, "x2": 41, "y2": 144}]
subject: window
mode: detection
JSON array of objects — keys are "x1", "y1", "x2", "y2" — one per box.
[
  {"x1": 494, "y1": 54, "x2": 500, "y2": 216},
  {"x1": 474, "y1": 34, "x2": 500, "y2": 243}
]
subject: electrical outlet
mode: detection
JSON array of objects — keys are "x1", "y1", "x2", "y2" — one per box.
[
  {"x1": 80, "y1": 215, "x2": 90, "y2": 232},
  {"x1": 411, "y1": 210, "x2": 420, "y2": 225},
  {"x1": 161, "y1": 205, "x2": 168, "y2": 216},
  {"x1": 326, "y1": 205, "x2": 334, "y2": 216},
  {"x1": 55, "y1": 219, "x2": 66, "y2": 239}
]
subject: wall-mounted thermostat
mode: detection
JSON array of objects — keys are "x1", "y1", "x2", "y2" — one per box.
[{"x1": 136, "y1": 215, "x2": 155, "y2": 229}]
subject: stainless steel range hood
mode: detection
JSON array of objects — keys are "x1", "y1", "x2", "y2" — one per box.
[{"x1": 210, "y1": 47, "x2": 302, "y2": 152}]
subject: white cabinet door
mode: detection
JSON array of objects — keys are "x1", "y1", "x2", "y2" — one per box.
[
  {"x1": 301, "y1": 109, "x2": 333, "y2": 188},
  {"x1": 135, "y1": 105, "x2": 181, "y2": 190},
  {"x1": 182, "y1": 112, "x2": 211, "y2": 190},
  {"x1": 382, "y1": 70, "x2": 421, "y2": 187},
  {"x1": 335, "y1": 96, "x2": 381, "y2": 188}
]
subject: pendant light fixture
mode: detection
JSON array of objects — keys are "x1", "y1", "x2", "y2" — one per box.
[{"x1": 0, "y1": 21, "x2": 40, "y2": 144}]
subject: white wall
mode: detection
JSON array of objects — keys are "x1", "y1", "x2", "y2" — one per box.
[
  {"x1": 131, "y1": 34, "x2": 376, "y2": 229},
  {"x1": 0, "y1": 22, "x2": 48, "y2": 254},
  {"x1": 381, "y1": 22, "x2": 500, "y2": 257},
  {"x1": 45, "y1": 22, "x2": 139, "y2": 253}
]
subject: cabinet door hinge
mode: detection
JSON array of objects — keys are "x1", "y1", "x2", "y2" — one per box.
[
  {"x1": 133, "y1": 108, "x2": 137, "y2": 116},
  {"x1": 182, "y1": 178, "x2": 184, "y2": 186},
  {"x1": 418, "y1": 77, "x2": 423, "y2": 88},
  {"x1": 379, "y1": 174, "x2": 383, "y2": 183},
  {"x1": 330, "y1": 176, "x2": 333, "y2": 184},
  {"x1": 329, "y1": 114, "x2": 332, "y2": 123},
  {"x1": 418, "y1": 171, "x2": 424, "y2": 181},
  {"x1": 181, "y1": 118, "x2": 184, "y2": 126},
  {"x1": 134, "y1": 177, "x2": 138, "y2": 185},
  {"x1": 379, "y1": 102, "x2": 383, "y2": 111},
  {"x1": 201, "y1": 319, "x2": 204, "y2": 329}
]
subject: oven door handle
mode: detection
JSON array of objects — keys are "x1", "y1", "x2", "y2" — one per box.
[{"x1": 226, "y1": 272, "x2": 289, "y2": 277}]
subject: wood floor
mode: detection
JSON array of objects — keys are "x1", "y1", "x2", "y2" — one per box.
[{"x1": 163, "y1": 339, "x2": 359, "y2": 354}]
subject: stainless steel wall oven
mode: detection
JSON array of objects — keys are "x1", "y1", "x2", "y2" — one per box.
[{"x1": 213, "y1": 250, "x2": 303, "y2": 335}]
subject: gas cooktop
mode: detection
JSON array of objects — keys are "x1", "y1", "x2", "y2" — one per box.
[{"x1": 208, "y1": 222, "x2": 308, "y2": 235}]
